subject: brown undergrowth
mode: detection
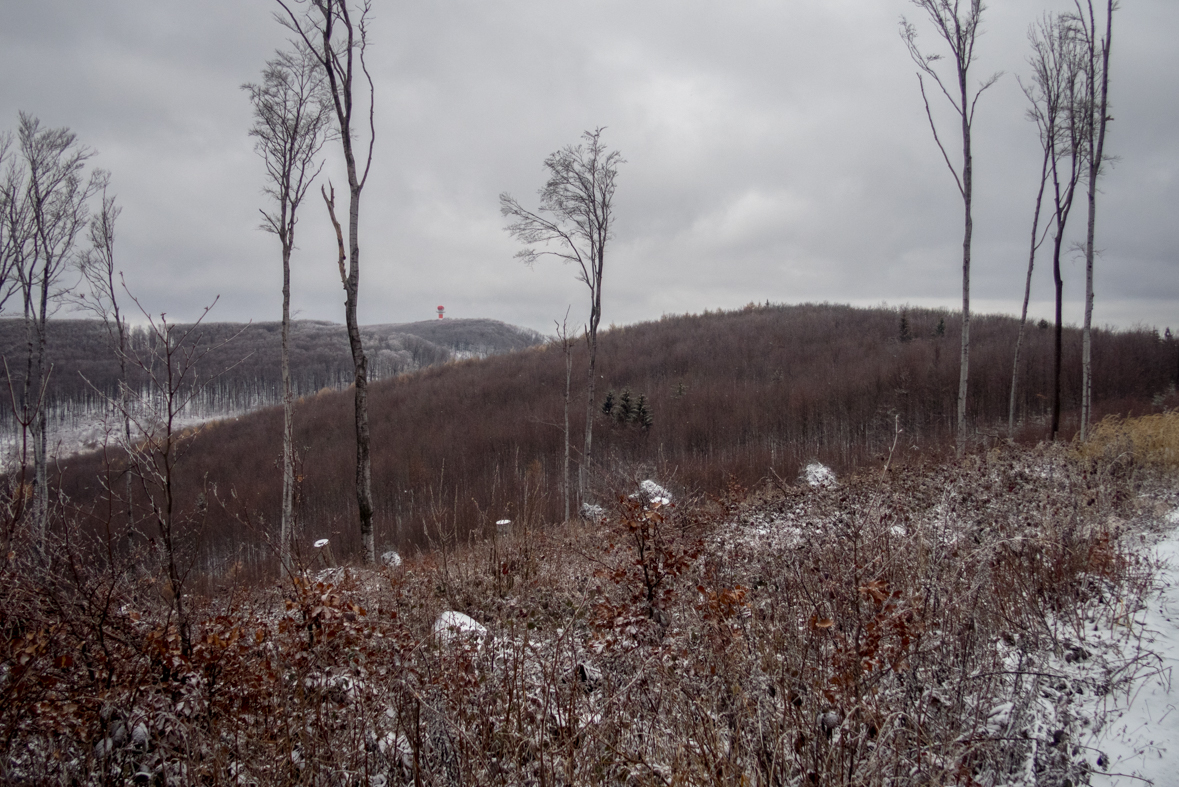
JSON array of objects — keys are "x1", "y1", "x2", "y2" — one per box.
[{"x1": 1, "y1": 433, "x2": 1174, "y2": 785}]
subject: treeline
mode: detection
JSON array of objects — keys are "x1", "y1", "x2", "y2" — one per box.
[
  {"x1": 0, "y1": 317, "x2": 542, "y2": 420},
  {"x1": 54, "y1": 302, "x2": 1179, "y2": 579}
]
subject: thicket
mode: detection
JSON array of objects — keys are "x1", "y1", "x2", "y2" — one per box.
[
  {"x1": 47, "y1": 303, "x2": 1179, "y2": 575},
  {"x1": 2, "y1": 427, "x2": 1174, "y2": 784}
]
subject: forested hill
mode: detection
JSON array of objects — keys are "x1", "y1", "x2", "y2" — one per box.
[
  {"x1": 55, "y1": 302, "x2": 1179, "y2": 572},
  {"x1": 0, "y1": 317, "x2": 544, "y2": 409}
]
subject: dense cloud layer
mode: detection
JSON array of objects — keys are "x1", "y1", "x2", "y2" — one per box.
[{"x1": 1, "y1": 0, "x2": 1175, "y2": 334}]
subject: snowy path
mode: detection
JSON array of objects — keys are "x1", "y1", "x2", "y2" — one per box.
[{"x1": 1088, "y1": 511, "x2": 1179, "y2": 786}]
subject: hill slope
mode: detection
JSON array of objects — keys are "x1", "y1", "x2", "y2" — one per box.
[
  {"x1": 0, "y1": 316, "x2": 543, "y2": 408},
  {"x1": 55, "y1": 302, "x2": 1179, "y2": 574}
]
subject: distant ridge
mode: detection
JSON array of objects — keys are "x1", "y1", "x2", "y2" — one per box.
[
  {"x1": 53, "y1": 301, "x2": 1179, "y2": 570},
  {"x1": 0, "y1": 316, "x2": 545, "y2": 410}
]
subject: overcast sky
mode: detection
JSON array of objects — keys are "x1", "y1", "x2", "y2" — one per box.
[{"x1": 1, "y1": 0, "x2": 1175, "y2": 336}]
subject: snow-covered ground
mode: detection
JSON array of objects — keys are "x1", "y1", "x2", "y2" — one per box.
[
  {"x1": 0, "y1": 404, "x2": 251, "y2": 474},
  {"x1": 1085, "y1": 509, "x2": 1179, "y2": 786}
]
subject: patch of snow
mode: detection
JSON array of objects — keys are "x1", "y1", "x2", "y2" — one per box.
[
  {"x1": 631, "y1": 479, "x2": 672, "y2": 506},
  {"x1": 434, "y1": 611, "x2": 487, "y2": 643},
  {"x1": 1085, "y1": 508, "x2": 1179, "y2": 785},
  {"x1": 381, "y1": 550, "x2": 402, "y2": 567},
  {"x1": 313, "y1": 538, "x2": 330, "y2": 549},
  {"x1": 581, "y1": 503, "x2": 606, "y2": 521},
  {"x1": 803, "y1": 462, "x2": 836, "y2": 487}
]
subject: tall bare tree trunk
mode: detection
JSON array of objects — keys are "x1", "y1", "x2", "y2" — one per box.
[
  {"x1": 581, "y1": 331, "x2": 597, "y2": 507},
  {"x1": 280, "y1": 240, "x2": 295, "y2": 572},
  {"x1": 1010, "y1": 145, "x2": 1051, "y2": 440},
  {"x1": 902, "y1": 1, "x2": 997, "y2": 459},
  {"x1": 556, "y1": 313, "x2": 572, "y2": 523},
  {"x1": 278, "y1": 0, "x2": 377, "y2": 563},
  {"x1": 500, "y1": 129, "x2": 620, "y2": 510},
  {"x1": 1079, "y1": 0, "x2": 1113, "y2": 441},
  {"x1": 345, "y1": 182, "x2": 374, "y2": 562},
  {"x1": 957, "y1": 91, "x2": 973, "y2": 458}
]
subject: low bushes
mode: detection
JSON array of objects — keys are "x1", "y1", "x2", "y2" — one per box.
[{"x1": 1, "y1": 431, "x2": 1174, "y2": 784}]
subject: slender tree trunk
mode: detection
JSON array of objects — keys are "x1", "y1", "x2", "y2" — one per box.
[
  {"x1": 1010, "y1": 146, "x2": 1052, "y2": 440},
  {"x1": 1051, "y1": 229, "x2": 1065, "y2": 439},
  {"x1": 346, "y1": 181, "x2": 374, "y2": 563},
  {"x1": 1080, "y1": 0, "x2": 1113, "y2": 441},
  {"x1": 562, "y1": 326, "x2": 572, "y2": 523},
  {"x1": 119, "y1": 320, "x2": 132, "y2": 533},
  {"x1": 580, "y1": 253, "x2": 604, "y2": 508},
  {"x1": 580, "y1": 332, "x2": 596, "y2": 510},
  {"x1": 280, "y1": 236, "x2": 295, "y2": 573},
  {"x1": 956, "y1": 74, "x2": 973, "y2": 458},
  {"x1": 32, "y1": 266, "x2": 50, "y2": 551}
]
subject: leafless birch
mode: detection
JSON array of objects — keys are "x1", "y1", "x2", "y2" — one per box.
[
  {"x1": 1075, "y1": 0, "x2": 1115, "y2": 440},
  {"x1": 901, "y1": 0, "x2": 999, "y2": 457},
  {"x1": 74, "y1": 186, "x2": 134, "y2": 528},
  {"x1": 275, "y1": 0, "x2": 378, "y2": 563},
  {"x1": 500, "y1": 128, "x2": 623, "y2": 508},
  {"x1": 1013, "y1": 15, "x2": 1085, "y2": 441},
  {"x1": 1, "y1": 114, "x2": 104, "y2": 550},
  {"x1": 244, "y1": 45, "x2": 332, "y2": 573}
]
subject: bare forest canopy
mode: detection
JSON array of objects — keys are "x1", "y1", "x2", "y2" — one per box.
[
  {"x1": 54, "y1": 302, "x2": 1179, "y2": 577},
  {"x1": 0, "y1": 317, "x2": 544, "y2": 417}
]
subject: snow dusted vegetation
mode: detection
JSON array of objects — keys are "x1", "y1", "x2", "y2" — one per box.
[
  {"x1": 3, "y1": 417, "x2": 1179, "y2": 784},
  {"x1": 1084, "y1": 508, "x2": 1179, "y2": 786},
  {"x1": 803, "y1": 461, "x2": 837, "y2": 488}
]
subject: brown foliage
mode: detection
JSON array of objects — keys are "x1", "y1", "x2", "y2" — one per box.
[
  {"x1": 1, "y1": 439, "x2": 1171, "y2": 784},
  {"x1": 52, "y1": 303, "x2": 1177, "y2": 570}
]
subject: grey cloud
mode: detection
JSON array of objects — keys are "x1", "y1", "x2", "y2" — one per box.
[{"x1": 0, "y1": 0, "x2": 1173, "y2": 336}]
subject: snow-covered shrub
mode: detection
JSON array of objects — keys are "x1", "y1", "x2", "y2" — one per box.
[
  {"x1": 630, "y1": 479, "x2": 672, "y2": 506},
  {"x1": 433, "y1": 611, "x2": 487, "y2": 643},
  {"x1": 802, "y1": 461, "x2": 836, "y2": 487}
]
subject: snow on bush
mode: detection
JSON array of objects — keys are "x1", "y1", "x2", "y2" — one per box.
[
  {"x1": 581, "y1": 502, "x2": 606, "y2": 521},
  {"x1": 631, "y1": 479, "x2": 671, "y2": 506},
  {"x1": 381, "y1": 550, "x2": 402, "y2": 567},
  {"x1": 802, "y1": 461, "x2": 836, "y2": 487},
  {"x1": 433, "y1": 611, "x2": 487, "y2": 643}
]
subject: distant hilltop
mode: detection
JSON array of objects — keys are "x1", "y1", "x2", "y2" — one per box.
[{"x1": 0, "y1": 317, "x2": 545, "y2": 409}]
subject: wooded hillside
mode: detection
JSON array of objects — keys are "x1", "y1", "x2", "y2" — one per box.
[
  {"x1": 0, "y1": 317, "x2": 543, "y2": 416},
  {"x1": 53, "y1": 302, "x2": 1179, "y2": 577}
]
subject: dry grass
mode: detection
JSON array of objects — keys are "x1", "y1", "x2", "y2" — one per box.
[{"x1": 1083, "y1": 410, "x2": 1179, "y2": 470}]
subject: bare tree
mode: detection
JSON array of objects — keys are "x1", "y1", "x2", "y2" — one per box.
[
  {"x1": 1008, "y1": 21, "x2": 1056, "y2": 439},
  {"x1": 275, "y1": 0, "x2": 377, "y2": 563},
  {"x1": 74, "y1": 186, "x2": 134, "y2": 528},
  {"x1": 117, "y1": 296, "x2": 241, "y2": 658},
  {"x1": 0, "y1": 114, "x2": 104, "y2": 550},
  {"x1": 1014, "y1": 15, "x2": 1086, "y2": 441},
  {"x1": 902, "y1": 1, "x2": 999, "y2": 457},
  {"x1": 1075, "y1": 0, "x2": 1115, "y2": 440},
  {"x1": 555, "y1": 309, "x2": 574, "y2": 523},
  {"x1": 0, "y1": 134, "x2": 21, "y2": 315},
  {"x1": 244, "y1": 46, "x2": 332, "y2": 573},
  {"x1": 500, "y1": 128, "x2": 623, "y2": 508}
]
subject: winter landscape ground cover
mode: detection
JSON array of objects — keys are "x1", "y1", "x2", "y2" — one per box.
[{"x1": 1, "y1": 414, "x2": 1177, "y2": 785}]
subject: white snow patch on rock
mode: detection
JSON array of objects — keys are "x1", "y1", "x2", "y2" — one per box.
[
  {"x1": 581, "y1": 503, "x2": 606, "y2": 521},
  {"x1": 434, "y1": 611, "x2": 487, "y2": 643},
  {"x1": 633, "y1": 479, "x2": 672, "y2": 505},
  {"x1": 803, "y1": 462, "x2": 836, "y2": 487},
  {"x1": 381, "y1": 550, "x2": 402, "y2": 567}
]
